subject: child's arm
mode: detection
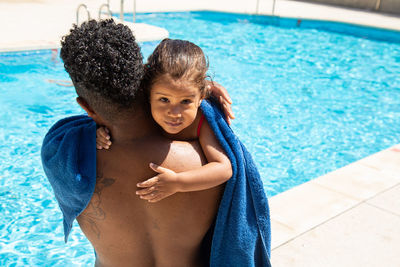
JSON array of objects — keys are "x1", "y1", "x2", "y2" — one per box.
[
  {"x1": 137, "y1": 119, "x2": 232, "y2": 203},
  {"x1": 184, "y1": 118, "x2": 232, "y2": 190}
]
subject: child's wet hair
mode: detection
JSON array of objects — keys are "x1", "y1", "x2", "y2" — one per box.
[{"x1": 143, "y1": 38, "x2": 209, "y2": 97}]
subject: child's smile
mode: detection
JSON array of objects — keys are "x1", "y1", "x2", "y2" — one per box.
[{"x1": 149, "y1": 76, "x2": 203, "y2": 134}]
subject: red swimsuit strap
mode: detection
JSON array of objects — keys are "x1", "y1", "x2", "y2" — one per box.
[{"x1": 197, "y1": 114, "x2": 205, "y2": 137}]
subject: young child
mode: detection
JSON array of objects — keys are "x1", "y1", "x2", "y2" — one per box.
[{"x1": 97, "y1": 38, "x2": 232, "y2": 203}]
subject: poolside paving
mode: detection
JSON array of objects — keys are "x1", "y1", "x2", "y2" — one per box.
[
  {"x1": 0, "y1": 0, "x2": 169, "y2": 52},
  {"x1": 1, "y1": 0, "x2": 400, "y2": 266},
  {"x1": 270, "y1": 145, "x2": 400, "y2": 266},
  {"x1": 272, "y1": 201, "x2": 400, "y2": 266},
  {"x1": 1, "y1": 0, "x2": 400, "y2": 52}
]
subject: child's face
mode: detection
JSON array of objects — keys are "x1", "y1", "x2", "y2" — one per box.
[{"x1": 149, "y1": 76, "x2": 203, "y2": 134}]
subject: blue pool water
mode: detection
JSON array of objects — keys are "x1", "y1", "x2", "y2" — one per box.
[{"x1": 1, "y1": 11, "x2": 400, "y2": 265}]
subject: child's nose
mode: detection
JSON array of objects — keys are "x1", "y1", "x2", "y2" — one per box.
[{"x1": 169, "y1": 106, "x2": 182, "y2": 117}]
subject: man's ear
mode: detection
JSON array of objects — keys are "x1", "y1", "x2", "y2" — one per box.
[
  {"x1": 76, "y1": 97, "x2": 106, "y2": 125},
  {"x1": 76, "y1": 97, "x2": 94, "y2": 116}
]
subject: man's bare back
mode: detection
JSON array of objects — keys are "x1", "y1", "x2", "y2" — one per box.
[
  {"x1": 77, "y1": 133, "x2": 224, "y2": 267},
  {"x1": 52, "y1": 19, "x2": 234, "y2": 266}
]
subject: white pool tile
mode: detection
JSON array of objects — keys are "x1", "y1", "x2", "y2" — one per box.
[
  {"x1": 367, "y1": 184, "x2": 400, "y2": 216},
  {"x1": 312, "y1": 161, "x2": 400, "y2": 201},
  {"x1": 270, "y1": 219, "x2": 297, "y2": 249},
  {"x1": 359, "y1": 146, "x2": 400, "y2": 177},
  {"x1": 271, "y1": 203, "x2": 400, "y2": 267},
  {"x1": 269, "y1": 181, "x2": 358, "y2": 238}
]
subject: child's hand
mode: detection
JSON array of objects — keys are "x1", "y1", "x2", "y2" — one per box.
[
  {"x1": 207, "y1": 81, "x2": 235, "y2": 124},
  {"x1": 136, "y1": 163, "x2": 181, "y2": 203},
  {"x1": 96, "y1": 126, "x2": 112, "y2": 150}
]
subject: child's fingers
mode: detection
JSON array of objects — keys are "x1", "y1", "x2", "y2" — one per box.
[
  {"x1": 137, "y1": 176, "x2": 159, "y2": 188},
  {"x1": 216, "y1": 83, "x2": 233, "y2": 104},
  {"x1": 98, "y1": 127, "x2": 110, "y2": 140},
  {"x1": 149, "y1": 163, "x2": 169, "y2": 174},
  {"x1": 147, "y1": 195, "x2": 165, "y2": 203},
  {"x1": 96, "y1": 139, "x2": 110, "y2": 149},
  {"x1": 96, "y1": 127, "x2": 112, "y2": 149},
  {"x1": 140, "y1": 192, "x2": 166, "y2": 203},
  {"x1": 208, "y1": 81, "x2": 233, "y2": 104},
  {"x1": 97, "y1": 132, "x2": 112, "y2": 146},
  {"x1": 136, "y1": 186, "x2": 156, "y2": 196},
  {"x1": 139, "y1": 192, "x2": 159, "y2": 200},
  {"x1": 222, "y1": 102, "x2": 232, "y2": 125},
  {"x1": 220, "y1": 96, "x2": 235, "y2": 122}
]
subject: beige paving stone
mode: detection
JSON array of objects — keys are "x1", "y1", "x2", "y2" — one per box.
[
  {"x1": 0, "y1": 41, "x2": 59, "y2": 53},
  {"x1": 359, "y1": 146, "x2": 400, "y2": 177},
  {"x1": 312, "y1": 162, "x2": 400, "y2": 201},
  {"x1": 271, "y1": 203, "x2": 400, "y2": 267},
  {"x1": 269, "y1": 182, "x2": 358, "y2": 237},
  {"x1": 2, "y1": 0, "x2": 400, "y2": 52},
  {"x1": 367, "y1": 184, "x2": 400, "y2": 216},
  {"x1": 271, "y1": 0, "x2": 400, "y2": 31},
  {"x1": 0, "y1": 0, "x2": 169, "y2": 51},
  {"x1": 203, "y1": 0, "x2": 400, "y2": 31},
  {"x1": 270, "y1": 219, "x2": 297, "y2": 249}
]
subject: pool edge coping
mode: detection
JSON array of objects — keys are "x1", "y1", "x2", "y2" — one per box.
[{"x1": 269, "y1": 144, "x2": 400, "y2": 250}]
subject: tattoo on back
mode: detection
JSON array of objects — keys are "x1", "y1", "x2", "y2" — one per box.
[{"x1": 79, "y1": 172, "x2": 115, "y2": 239}]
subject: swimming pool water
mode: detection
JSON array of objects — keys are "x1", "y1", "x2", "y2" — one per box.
[
  {"x1": 136, "y1": 11, "x2": 400, "y2": 194},
  {"x1": 1, "y1": 11, "x2": 400, "y2": 265}
]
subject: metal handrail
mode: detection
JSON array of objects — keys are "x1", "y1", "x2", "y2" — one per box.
[
  {"x1": 375, "y1": 0, "x2": 381, "y2": 10},
  {"x1": 271, "y1": 0, "x2": 277, "y2": 16},
  {"x1": 133, "y1": 0, "x2": 136, "y2": 23},
  {"x1": 118, "y1": 0, "x2": 136, "y2": 23},
  {"x1": 120, "y1": 0, "x2": 124, "y2": 22},
  {"x1": 76, "y1": 1, "x2": 137, "y2": 25},
  {"x1": 107, "y1": 0, "x2": 137, "y2": 23},
  {"x1": 76, "y1": 4, "x2": 91, "y2": 25},
  {"x1": 98, "y1": 3, "x2": 112, "y2": 20},
  {"x1": 256, "y1": 0, "x2": 260, "y2": 14},
  {"x1": 256, "y1": 0, "x2": 277, "y2": 16}
]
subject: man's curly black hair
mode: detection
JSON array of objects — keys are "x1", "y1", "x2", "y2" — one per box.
[{"x1": 60, "y1": 19, "x2": 144, "y2": 120}]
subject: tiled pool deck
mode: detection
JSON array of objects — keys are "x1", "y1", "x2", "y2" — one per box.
[
  {"x1": 1, "y1": 0, "x2": 399, "y2": 266},
  {"x1": 270, "y1": 145, "x2": 400, "y2": 266}
]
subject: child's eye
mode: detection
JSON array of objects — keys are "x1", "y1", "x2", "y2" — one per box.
[
  {"x1": 159, "y1": 97, "x2": 169, "y2": 103},
  {"x1": 181, "y1": 99, "x2": 192, "y2": 104}
]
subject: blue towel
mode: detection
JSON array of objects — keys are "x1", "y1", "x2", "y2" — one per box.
[
  {"x1": 41, "y1": 115, "x2": 97, "y2": 242},
  {"x1": 201, "y1": 99, "x2": 271, "y2": 267},
  {"x1": 41, "y1": 100, "x2": 271, "y2": 266}
]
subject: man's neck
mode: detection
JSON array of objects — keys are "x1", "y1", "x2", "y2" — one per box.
[{"x1": 106, "y1": 105, "x2": 157, "y2": 143}]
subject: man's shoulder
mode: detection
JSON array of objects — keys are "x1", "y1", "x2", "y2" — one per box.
[
  {"x1": 44, "y1": 115, "x2": 94, "y2": 138},
  {"x1": 42, "y1": 114, "x2": 96, "y2": 171}
]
